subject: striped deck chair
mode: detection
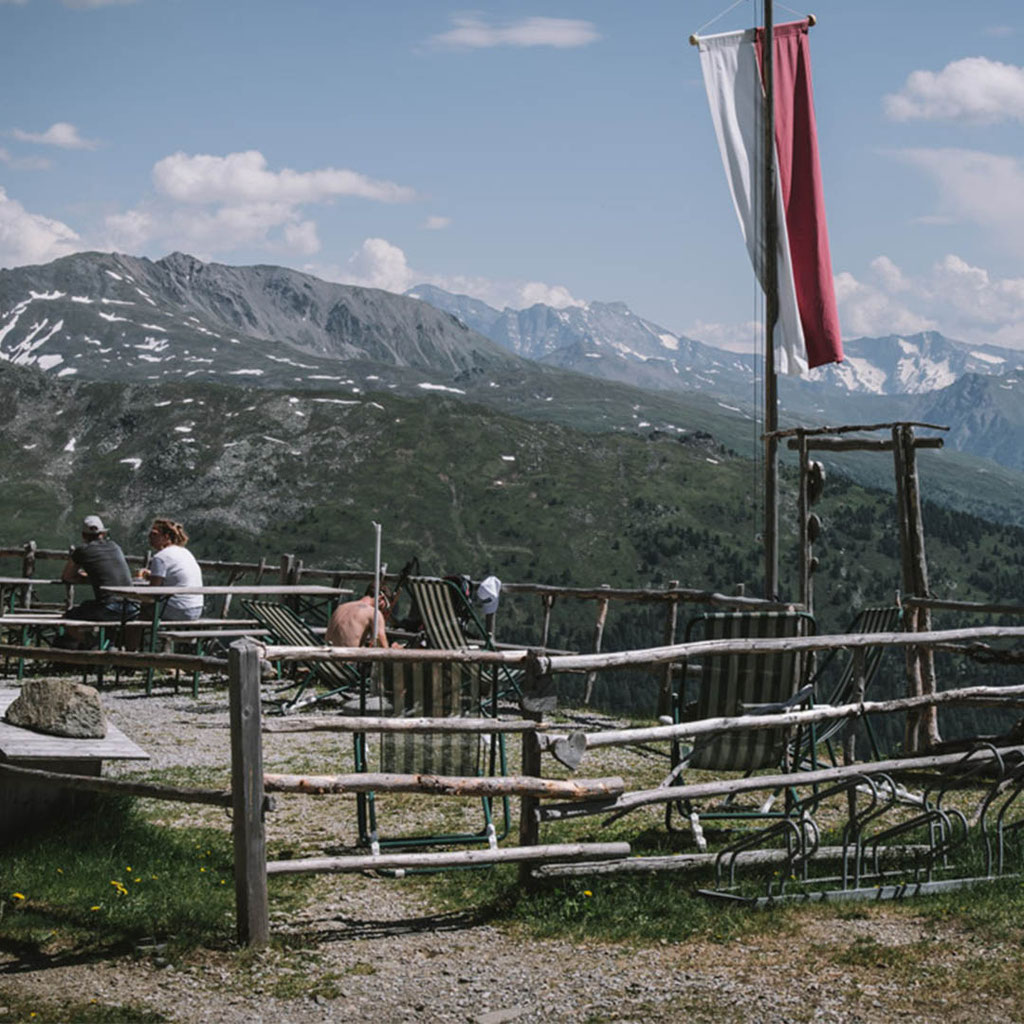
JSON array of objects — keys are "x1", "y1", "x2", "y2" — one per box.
[
  {"x1": 355, "y1": 658, "x2": 510, "y2": 850},
  {"x1": 665, "y1": 610, "x2": 816, "y2": 845},
  {"x1": 807, "y1": 605, "x2": 904, "y2": 761},
  {"x1": 242, "y1": 600, "x2": 361, "y2": 712},
  {"x1": 405, "y1": 576, "x2": 522, "y2": 698}
]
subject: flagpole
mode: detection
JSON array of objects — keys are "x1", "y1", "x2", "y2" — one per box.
[{"x1": 762, "y1": 0, "x2": 780, "y2": 600}]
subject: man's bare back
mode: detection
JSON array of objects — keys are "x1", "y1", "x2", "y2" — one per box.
[{"x1": 325, "y1": 594, "x2": 389, "y2": 648}]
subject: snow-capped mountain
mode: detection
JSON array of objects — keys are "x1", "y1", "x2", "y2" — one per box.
[
  {"x1": 406, "y1": 283, "x2": 753, "y2": 397},
  {"x1": 409, "y1": 284, "x2": 1024, "y2": 402},
  {"x1": 0, "y1": 252, "x2": 518, "y2": 389},
  {"x1": 809, "y1": 332, "x2": 1024, "y2": 396}
]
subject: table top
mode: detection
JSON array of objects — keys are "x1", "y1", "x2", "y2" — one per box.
[
  {"x1": 0, "y1": 690, "x2": 149, "y2": 762},
  {"x1": 103, "y1": 584, "x2": 351, "y2": 597},
  {"x1": 0, "y1": 577, "x2": 60, "y2": 586}
]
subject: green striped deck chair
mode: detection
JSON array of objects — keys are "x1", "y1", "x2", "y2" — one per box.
[
  {"x1": 405, "y1": 576, "x2": 522, "y2": 698},
  {"x1": 242, "y1": 599, "x2": 361, "y2": 712},
  {"x1": 808, "y1": 605, "x2": 904, "y2": 760},
  {"x1": 665, "y1": 610, "x2": 816, "y2": 844},
  {"x1": 355, "y1": 658, "x2": 510, "y2": 850}
]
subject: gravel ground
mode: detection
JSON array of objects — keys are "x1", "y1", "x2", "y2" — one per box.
[{"x1": 1, "y1": 680, "x2": 1019, "y2": 1023}]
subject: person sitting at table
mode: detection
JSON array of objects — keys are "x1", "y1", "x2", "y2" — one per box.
[
  {"x1": 139, "y1": 518, "x2": 204, "y2": 621},
  {"x1": 325, "y1": 585, "x2": 397, "y2": 648},
  {"x1": 59, "y1": 515, "x2": 140, "y2": 644}
]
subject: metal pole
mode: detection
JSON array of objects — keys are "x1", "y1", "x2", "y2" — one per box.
[
  {"x1": 371, "y1": 521, "x2": 381, "y2": 646},
  {"x1": 763, "y1": 0, "x2": 779, "y2": 600}
]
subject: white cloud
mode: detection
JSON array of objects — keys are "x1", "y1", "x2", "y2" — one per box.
[
  {"x1": 311, "y1": 238, "x2": 584, "y2": 311},
  {"x1": 104, "y1": 208, "x2": 155, "y2": 251},
  {"x1": 11, "y1": 122, "x2": 99, "y2": 149},
  {"x1": 836, "y1": 254, "x2": 1024, "y2": 349},
  {"x1": 869, "y1": 255, "x2": 911, "y2": 292},
  {"x1": 0, "y1": 147, "x2": 52, "y2": 171},
  {"x1": 429, "y1": 15, "x2": 599, "y2": 49},
  {"x1": 0, "y1": 187, "x2": 80, "y2": 267},
  {"x1": 422, "y1": 215, "x2": 451, "y2": 230},
  {"x1": 885, "y1": 57, "x2": 1024, "y2": 123},
  {"x1": 152, "y1": 150, "x2": 415, "y2": 205},
  {"x1": 683, "y1": 319, "x2": 763, "y2": 354},
  {"x1": 97, "y1": 150, "x2": 416, "y2": 261},
  {"x1": 518, "y1": 281, "x2": 583, "y2": 309},
  {"x1": 340, "y1": 238, "x2": 416, "y2": 293},
  {"x1": 282, "y1": 219, "x2": 320, "y2": 256},
  {"x1": 898, "y1": 147, "x2": 1024, "y2": 256},
  {"x1": 834, "y1": 269, "x2": 937, "y2": 338}
]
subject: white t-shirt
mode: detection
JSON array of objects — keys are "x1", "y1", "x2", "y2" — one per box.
[{"x1": 149, "y1": 545, "x2": 204, "y2": 617}]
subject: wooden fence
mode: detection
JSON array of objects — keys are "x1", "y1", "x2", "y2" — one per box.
[{"x1": 6, "y1": 623, "x2": 1024, "y2": 946}]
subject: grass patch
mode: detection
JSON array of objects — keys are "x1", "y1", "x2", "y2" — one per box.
[
  {"x1": 2, "y1": 794, "x2": 252, "y2": 957},
  {"x1": 0, "y1": 988, "x2": 168, "y2": 1023},
  {"x1": 423, "y1": 864, "x2": 797, "y2": 944}
]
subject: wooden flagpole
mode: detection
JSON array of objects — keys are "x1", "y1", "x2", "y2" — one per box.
[{"x1": 763, "y1": 0, "x2": 780, "y2": 600}]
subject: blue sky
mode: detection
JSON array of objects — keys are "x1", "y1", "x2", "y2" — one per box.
[{"x1": 1, "y1": 0, "x2": 1023, "y2": 353}]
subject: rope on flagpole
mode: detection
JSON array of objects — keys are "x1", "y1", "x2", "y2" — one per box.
[{"x1": 689, "y1": 0, "x2": 751, "y2": 44}]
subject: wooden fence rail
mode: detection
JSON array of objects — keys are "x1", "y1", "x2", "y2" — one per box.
[{"x1": 9, "y1": 621, "x2": 1024, "y2": 948}]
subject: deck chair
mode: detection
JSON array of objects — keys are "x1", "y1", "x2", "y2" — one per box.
[
  {"x1": 405, "y1": 576, "x2": 522, "y2": 698},
  {"x1": 664, "y1": 610, "x2": 816, "y2": 847},
  {"x1": 354, "y1": 658, "x2": 510, "y2": 850},
  {"x1": 806, "y1": 605, "x2": 904, "y2": 762},
  {"x1": 242, "y1": 599, "x2": 361, "y2": 712}
]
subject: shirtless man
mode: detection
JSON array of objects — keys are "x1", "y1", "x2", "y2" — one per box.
[{"x1": 325, "y1": 585, "x2": 393, "y2": 648}]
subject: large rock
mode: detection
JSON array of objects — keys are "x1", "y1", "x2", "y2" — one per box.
[{"x1": 5, "y1": 679, "x2": 106, "y2": 739}]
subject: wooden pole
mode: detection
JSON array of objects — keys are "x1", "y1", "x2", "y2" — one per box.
[
  {"x1": 266, "y1": 842, "x2": 631, "y2": 876},
  {"x1": 843, "y1": 647, "x2": 867, "y2": 825},
  {"x1": 892, "y1": 425, "x2": 922, "y2": 752},
  {"x1": 518, "y1": 653, "x2": 547, "y2": 889},
  {"x1": 584, "y1": 586, "x2": 610, "y2": 706},
  {"x1": 540, "y1": 594, "x2": 555, "y2": 650},
  {"x1": 902, "y1": 425, "x2": 940, "y2": 747},
  {"x1": 763, "y1": 0, "x2": 780, "y2": 600},
  {"x1": 657, "y1": 580, "x2": 680, "y2": 718},
  {"x1": 798, "y1": 433, "x2": 811, "y2": 612},
  {"x1": 538, "y1": 744, "x2": 1024, "y2": 822},
  {"x1": 229, "y1": 639, "x2": 269, "y2": 948},
  {"x1": 262, "y1": 772, "x2": 624, "y2": 800}
]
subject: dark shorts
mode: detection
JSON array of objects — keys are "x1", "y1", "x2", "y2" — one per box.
[{"x1": 66, "y1": 599, "x2": 140, "y2": 622}]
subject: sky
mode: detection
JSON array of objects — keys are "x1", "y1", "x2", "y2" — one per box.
[{"x1": 1, "y1": 0, "x2": 1023, "y2": 353}]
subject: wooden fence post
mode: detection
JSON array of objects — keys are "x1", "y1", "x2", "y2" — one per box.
[
  {"x1": 583, "y1": 585, "x2": 610, "y2": 706},
  {"x1": 518, "y1": 652, "x2": 555, "y2": 890},
  {"x1": 843, "y1": 647, "x2": 867, "y2": 827},
  {"x1": 540, "y1": 594, "x2": 555, "y2": 650},
  {"x1": 656, "y1": 580, "x2": 680, "y2": 719},
  {"x1": 229, "y1": 639, "x2": 269, "y2": 947}
]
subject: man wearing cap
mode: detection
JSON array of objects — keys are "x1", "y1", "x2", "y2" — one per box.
[{"x1": 61, "y1": 515, "x2": 140, "y2": 630}]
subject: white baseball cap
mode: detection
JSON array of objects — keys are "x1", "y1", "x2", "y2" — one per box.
[
  {"x1": 82, "y1": 515, "x2": 106, "y2": 534},
  {"x1": 476, "y1": 575, "x2": 501, "y2": 615}
]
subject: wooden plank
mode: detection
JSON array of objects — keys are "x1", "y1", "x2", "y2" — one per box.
[{"x1": 0, "y1": 690, "x2": 148, "y2": 761}]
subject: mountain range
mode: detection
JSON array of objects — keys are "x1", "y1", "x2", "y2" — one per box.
[
  {"x1": 1, "y1": 248, "x2": 1024, "y2": 656},
  {"x1": 3, "y1": 251, "x2": 1024, "y2": 505}
]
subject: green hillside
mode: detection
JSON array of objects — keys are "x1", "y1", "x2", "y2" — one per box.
[{"x1": 2, "y1": 361, "x2": 1023, "y2": 729}]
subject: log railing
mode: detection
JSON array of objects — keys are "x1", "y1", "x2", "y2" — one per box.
[{"x1": 8, "y1": 620, "x2": 1024, "y2": 946}]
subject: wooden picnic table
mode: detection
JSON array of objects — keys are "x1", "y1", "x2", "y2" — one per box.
[
  {"x1": 0, "y1": 576, "x2": 62, "y2": 614},
  {"x1": 102, "y1": 584, "x2": 352, "y2": 692}
]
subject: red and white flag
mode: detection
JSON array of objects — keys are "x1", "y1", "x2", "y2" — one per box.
[{"x1": 697, "y1": 20, "x2": 842, "y2": 372}]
